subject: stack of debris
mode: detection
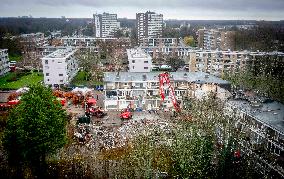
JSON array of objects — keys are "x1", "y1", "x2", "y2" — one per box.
[{"x1": 74, "y1": 113, "x2": 176, "y2": 151}]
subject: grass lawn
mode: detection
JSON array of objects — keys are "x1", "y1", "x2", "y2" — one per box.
[
  {"x1": 71, "y1": 71, "x2": 103, "y2": 87},
  {"x1": 0, "y1": 72, "x2": 43, "y2": 89},
  {"x1": 9, "y1": 54, "x2": 22, "y2": 62}
]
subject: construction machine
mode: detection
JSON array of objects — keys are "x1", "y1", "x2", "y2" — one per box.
[{"x1": 158, "y1": 72, "x2": 181, "y2": 112}]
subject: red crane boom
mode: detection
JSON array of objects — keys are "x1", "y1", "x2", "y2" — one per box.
[{"x1": 158, "y1": 72, "x2": 181, "y2": 112}]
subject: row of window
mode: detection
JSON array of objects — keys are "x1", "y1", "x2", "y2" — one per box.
[
  {"x1": 131, "y1": 60, "x2": 149, "y2": 63},
  {"x1": 46, "y1": 73, "x2": 63, "y2": 76},
  {"x1": 45, "y1": 60, "x2": 63, "y2": 64},
  {"x1": 132, "y1": 66, "x2": 148, "y2": 69},
  {"x1": 46, "y1": 79, "x2": 64, "y2": 83}
]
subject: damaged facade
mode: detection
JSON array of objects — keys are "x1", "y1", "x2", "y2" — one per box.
[
  {"x1": 224, "y1": 99, "x2": 284, "y2": 177},
  {"x1": 103, "y1": 71, "x2": 231, "y2": 110}
]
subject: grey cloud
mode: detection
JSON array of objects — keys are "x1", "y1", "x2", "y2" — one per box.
[
  {"x1": 3, "y1": 0, "x2": 284, "y2": 11},
  {"x1": 0, "y1": 0, "x2": 283, "y2": 19}
]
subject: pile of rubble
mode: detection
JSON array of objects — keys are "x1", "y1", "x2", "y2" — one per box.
[{"x1": 74, "y1": 112, "x2": 175, "y2": 151}]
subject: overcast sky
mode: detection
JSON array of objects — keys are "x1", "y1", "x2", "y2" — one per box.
[{"x1": 0, "y1": 0, "x2": 283, "y2": 20}]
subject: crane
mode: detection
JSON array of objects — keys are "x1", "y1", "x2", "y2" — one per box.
[{"x1": 158, "y1": 72, "x2": 181, "y2": 112}]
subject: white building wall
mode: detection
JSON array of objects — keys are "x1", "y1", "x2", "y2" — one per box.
[
  {"x1": 41, "y1": 49, "x2": 78, "y2": 86},
  {"x1": 137, "y1": 11, "x2": 163, "y2": 44},
  {"x1": 101, "y1": 13, "x2": 118, "y2": 38},
  {"x1": 137, "y1": 13, "x2": 146, "y2": 44},
  {"x1": 147, "y1": 13, "x2": 163, "y2": 38},
  {"x1": 93, "y1": 13, "x2": 118, "y2": 38},
  {"x1": 127, "y1": 49, "x2": 152, "y2": 72},
  {"x1": 94, "y1": 14, "x2": 101, "y2": 38}
]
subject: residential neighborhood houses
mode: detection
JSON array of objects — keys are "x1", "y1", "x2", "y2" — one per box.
[
  {"x1": 0, "y1": 9, "x2": 284, "y2": 179},
  {"x1": 103, "y1": 71, "x2": 231, "y2": 111}
]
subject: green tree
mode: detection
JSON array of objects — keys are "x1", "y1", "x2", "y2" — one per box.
[
  {"x1": 76, "y1": 50, "x2": 99, "y2": 81},
  {"x1": 184, "y1": 36, "x2": 195, "y2": 47},
  {"x1": 166, "y1": 57, "x2": 185, "y2": 71},
  {"x1": 82, "y1": 24, "x2": 94, "y2": 36},
  {"x1": 3, "y1": 84, "x2": 67, "y2": 177},
  {"x1": 114, "y1": 29, "x2": 124, "y2": 38},
  {"x1": 163, "y1": 27, "x2": 179, "y2": 38},
  {"x1": 0, "y1": 36, "x2": 22, "y2": 60}
]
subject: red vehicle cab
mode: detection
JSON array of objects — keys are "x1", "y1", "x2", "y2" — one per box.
[
  {"x1": 120, "y1": 109, "x2": 132, "y2": 120},
  {"x1": 86, "y1": 107, "x2": 107, "y2": 118},
  {"x1": 7, "y1": 100, "x2": 20, "y2": 105}
]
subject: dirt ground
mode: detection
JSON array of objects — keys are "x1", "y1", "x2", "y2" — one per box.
[{"x1": 66, "y1": 90, "x2": 175, "y2": 151}]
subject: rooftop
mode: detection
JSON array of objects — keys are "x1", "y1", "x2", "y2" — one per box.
[
  {"x1": 0, "y1": 49, "x2": 8, "y2": 53},
  {"x1": 42, "y1": 48, "x2": 76, "y2": 59},
  {"x1": 60, "y1": 36, "x2": 118, "y2": 40},
  {"x1": 104, "y1": 71, "x2": 230, "y2": 85},
  {"x1": 227, "y1": 99, "x2": 284, "y2": 135},
  {"x1": 127, "y1": 48, "x2": 151, "y2": 59},
  {"x1": 20, "y1": 32, "x2": 44, "y2": 38}
]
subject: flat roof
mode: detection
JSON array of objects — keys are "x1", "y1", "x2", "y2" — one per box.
[
  {"x1": 127, "y1": 48, "x2": 151, "y2": 59},
  {"x1": 42, "y1": 48, "x2": 76, "y2": 59},
  {"x1": 227, "y1": 99, "x2": 284, "y2": 135},
  {"x1": 104, "y1": 71, "x2": 230, "y2": 85},
  {"x1": 0, "y1": 49, "x2": 8, "y2": 52},
  {"x1": 60, "y1": 36, "x2": 130, "y2": 40}
]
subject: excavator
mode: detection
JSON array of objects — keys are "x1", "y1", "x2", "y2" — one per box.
[{"x1": 120, "y1": 108, "x2": 133, "y2": 120}]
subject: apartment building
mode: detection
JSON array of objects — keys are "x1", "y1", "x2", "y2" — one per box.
[
  {"x1": 41, "y1": 48, "x2": 78, "y2": 87},
  {"x1": 220, "y1": 31, "x2": 236, "y2": 51},
  {"x1": 93, "y1": 14, "x2": 101, "y2": 38},
  {"x1": 197, "y1": 29, "x2": 205, "y2": 49},
  {"x1": 141, "y1": 38, "x2": 179, "y2": 47},
  {"x1": 188, "y1": 50, "x2": 284, "y2": 77},
  {"x1": 142, "y1": 46, "x2": 193, "y2": 59},
  {"x1": 225, "y1": 99, "x2": 284, "y2": 177},
  {"x1": 37, "y1": 46, "x2": 83, "y2": 57},
  {"x1": 189, "y1": 50, "x2": 249, "y2": 76},
  {"x1": 140, "y1": 37, "x2": 195, "y2": 59},
  {"x1": 197, "y1": 29, "x2": 220, "y2": 50},
  {"x1": 137, "y1": 11, "x2": 163, "y2": 44},
  {"x1": 103, "y1": 72, "x2": 231, "y2": 110},
  {"x1": 93, "y1": 13, "x2": 118, "y2": 38},
  {"x1": 19, "y1": 32, "x2": 49, "y2": 69},
  {"x1": 20, "y1": 32, "x2": 48, "y2": 51},
  {"x1": 60, "y1": 36, "x2": 130, "y2": 47},
  {"x1": 136, "y1": 13, "x2": 146, "y2": 45},
  {"x1": 0, "y1": 49, "x2": 10, "y2": 76},
  {"x1": 127, "y1": 48, "x2": 152, "y2": 72},
  {"x1": 197, "y1": 29, "x2": 236, "y2": 51}
]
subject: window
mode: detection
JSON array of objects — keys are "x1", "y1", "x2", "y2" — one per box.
[
  {"x1": 59, "y1": 74, "x2": 63, "y2": 76},
  {"x1": 132, "y1": 60, "x2": 135, "y2": 63},
  {"x1": 132, "y1": 66, "x2": 135, "y2": 69},
  {"x1": 60, "y1": 80, "x2": 63, "y2": 82},
  {"x1": 45, "y1": 60, "x2": 48, "y2": 64},
  {"x1": 144, "y1": 67, "x2": 148, "y2": 69},
  {"x1": 144, "y1": 61, "x2": 148, "y2": 63},
  {"x1": 47, "y1": 79, "x2": 49, "y2": 81},
  {"x1": 46, "y1": 73, "x2": 49, "y2": 76},
  {"x1": 58, "y1": 61, "x2": 62, "y2": 64}
]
